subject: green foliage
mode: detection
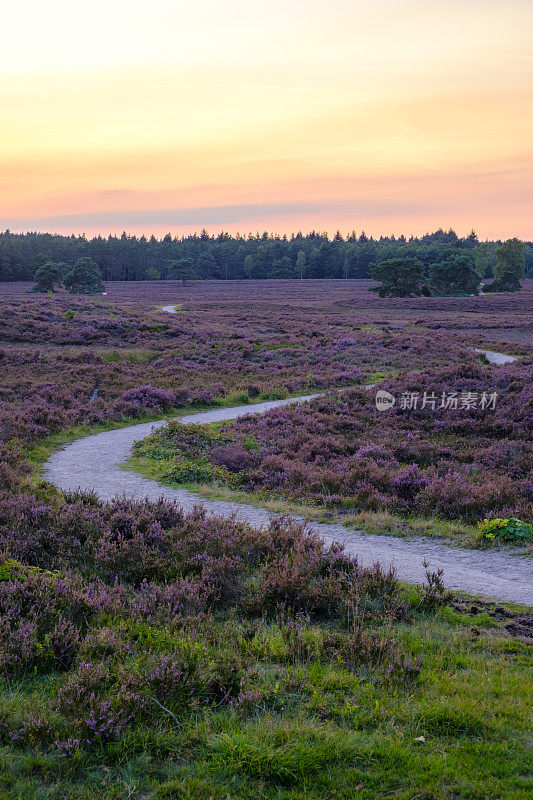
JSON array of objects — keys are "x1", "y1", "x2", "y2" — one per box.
[
  {"x1": 269, "y1": 256, "x2": 295, "y2": 279},
  {"x1": 2, "y1": 227, "x2": 529, "y2": 284},
  {"x1": 163, "y1": 457, "x2": 228, "y2": 484},
  {"x1": 296, "y1": 249, "x2": 306, "y2": 279},
  {"x1": 63, "y1": 258, "x2": 105, "y2": 294},
  {"x1": 369, "y1": 257, "x2": 430, "y2": 297},
  {"x1": 484, "y1": 238, "x2": 526, "y2": 292},
  {"x1": 429, "y1": 250, "x2": 480, "y2": 296},
  {"x1": 168, "y1": 258, "x2": 200, "y2": 284},
  {"x1": 474, "y1": 240, "x2": 497, "y2": 277},
  {"x1": 146, "y1": 266, "x2": 161, "y2": 280},
  {"x1": 32, "y1": 261, "x2": 64, "y2": 293},
  {"x1": 476, "y1": 517, "x2": 533, "y2": 545}
]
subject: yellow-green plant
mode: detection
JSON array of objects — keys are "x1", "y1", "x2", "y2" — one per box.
[{"x1": 476, "y1": 517, "x2": 532, "y2": 545}]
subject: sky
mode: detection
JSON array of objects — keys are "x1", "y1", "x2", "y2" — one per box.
[{"x1": 1, "y1": 0, "x2": 532, "y2": 239}]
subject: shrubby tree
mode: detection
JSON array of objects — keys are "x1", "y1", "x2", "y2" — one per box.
[
  {"x1": 32, "y1": 261, "x2": 64, "y2": 293},
  {"x1": 63, "y1": 258, "x2": 105, "y2": 294},
  {"x1": 484, "y1": 238, "x2": 525, "y2": 292},
  {"x1": 429, "y1": 251, "x2": 480, "y2": 296},
  {"x1": 370, "y1": 257, "x2": 430, "y2": 297},
  {"x1": 464, "y1": 229, "x2": 479, "y2": 249}
]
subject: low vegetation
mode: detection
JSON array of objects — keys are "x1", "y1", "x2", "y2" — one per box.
[
  {"x1": 0, "y1": 489, "x2": 531, "y2": 799},
  {"x1": 0, "y1": 281, "x2": 531, "y2": 797},
  {"x1": 132, "y1": 361, "x2": 532, "y2": 536}
]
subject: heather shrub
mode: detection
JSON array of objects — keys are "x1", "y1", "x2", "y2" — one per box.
[
  {"x1": 56, "y1": 661, "x2": 135, "y2": 746},
  {"x1": 0, "y1": 567, "x2": 88, "y2": 674},
  {"x1": 119, "y1": 385, "x2": 175, "y2": 411},
  {"x1": 382, "y1": 652, "x2": 424, "y2": 684},
  {"x1": 53, "y1": 642, "x2": 247, "y2": 748},
  {"x1": 0, "y1": 281, "x2": 530, "y2": 793},
  {"x1": 140, "y1": 361, "x2": 532, "y2": 524}
]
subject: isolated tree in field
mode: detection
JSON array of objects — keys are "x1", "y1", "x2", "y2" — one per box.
[
  {"x1": 169, "y1": 258, "x2": 200, "y2": 285},
  {"x1": 429, "y1": 251, "x2": 480, "y2": 296},
  {"x1": 369, "y1": 257, "x2": 430, "y2": 297},
  {"x1": 63, "y1": 258, "x2": 105, "y2": 294},
  {"x1": 32, "y1": 261, "x2": 64, "y2": 292},
  {"x1": 484, "y1": 238, "x2": 525, "y2": 292}
]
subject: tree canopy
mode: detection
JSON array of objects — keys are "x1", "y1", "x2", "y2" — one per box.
[
  {"x1": 168, "y1": 258, "x2": 200, "y2": 284},
  {"x1": 484, "y1": 238, "x2": 526, "y2": 293},
  {"x1": 1, "y1": 229, "x2": 531, "y2": 288},
  {"x1": 63, "y1": 258, "x2": 105, "y2": 294},
  {"x1": 429, "y1": 251, "x2": 480, "y2": 296},
  {"x1": 32, "y1": 261, "x2": 64, "y2": 293},
  {"x1": 369, "y1": 257, "x2": 430, "y2": 297}
]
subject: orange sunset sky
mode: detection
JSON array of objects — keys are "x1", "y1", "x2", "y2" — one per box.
[{"x1": 1, "y1": 0, "x2": 532, "y2": 239}]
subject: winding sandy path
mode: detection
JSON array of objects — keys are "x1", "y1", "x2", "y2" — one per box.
[{"x1": 44, "y1": 344, "x2": 532, "y2": 604}]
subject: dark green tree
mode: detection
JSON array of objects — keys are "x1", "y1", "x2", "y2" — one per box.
[
  {"x1": 32, "y1": 261, "x2": 64, "y2": 293},
  {"x1": 369, "y1": 257, "x2": 430, "y2": 297},
  {"x1": 196, "y1": 251, "x2": 217, "y2": 278},
  {"x1": 429, "y1": 251, "x2": 480, "y2": 296},
  {"x1": 31, "y1": 252, "x2": 49, "y2": 275},
  {"x1": 63, "y1": 258, "x2": 105, "y2": 294},
  {"x1": 169, "y1": 258, "x2": 200, "y2": 285},
  {"x1": 484, "y1": 238, "x2": 525, "y2": 292},
  {"x1": 269, "y1": 256, "x2": 295, "y2": 278}
]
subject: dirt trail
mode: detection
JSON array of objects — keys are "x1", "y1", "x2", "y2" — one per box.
[{"x1": 44, "y1": 344, "x2": 531, "y2": 604}]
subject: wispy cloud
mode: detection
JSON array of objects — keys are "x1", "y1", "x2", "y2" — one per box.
[{"x1": 2, "y1": 199, "x2": 424, "y2": 233}]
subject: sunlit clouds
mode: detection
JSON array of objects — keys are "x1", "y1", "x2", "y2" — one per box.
[{"x1": 1, "y1": 1, "x2": 532, "y2": 238}]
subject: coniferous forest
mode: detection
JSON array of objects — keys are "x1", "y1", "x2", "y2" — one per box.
[{"x1": 1, "y1": 228, "x2": 532, "y2": 283}]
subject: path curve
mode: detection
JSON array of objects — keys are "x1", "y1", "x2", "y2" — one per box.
[
  {"x1": 474, "y1": 348, "x2": 516, "y2": 365},
  {"x1": 44, "y1": 345, "x2": 532, "y2": 604}
]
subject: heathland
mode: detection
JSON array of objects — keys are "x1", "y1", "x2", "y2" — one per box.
[{"x1": 0, "y1": 279, "x2": 531, "y2": 799}]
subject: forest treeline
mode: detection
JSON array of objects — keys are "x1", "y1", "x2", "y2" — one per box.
[{"x1": 1, "y1": 227, "x2": 532, "y2": 283}]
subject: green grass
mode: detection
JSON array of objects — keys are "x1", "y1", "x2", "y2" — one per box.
[
  {"x1": 0, "y1": 611, "x2": 530, "y2": 799},
  {"x1": 9, "y1": 392, "x2": 533, "y2": 799}
]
